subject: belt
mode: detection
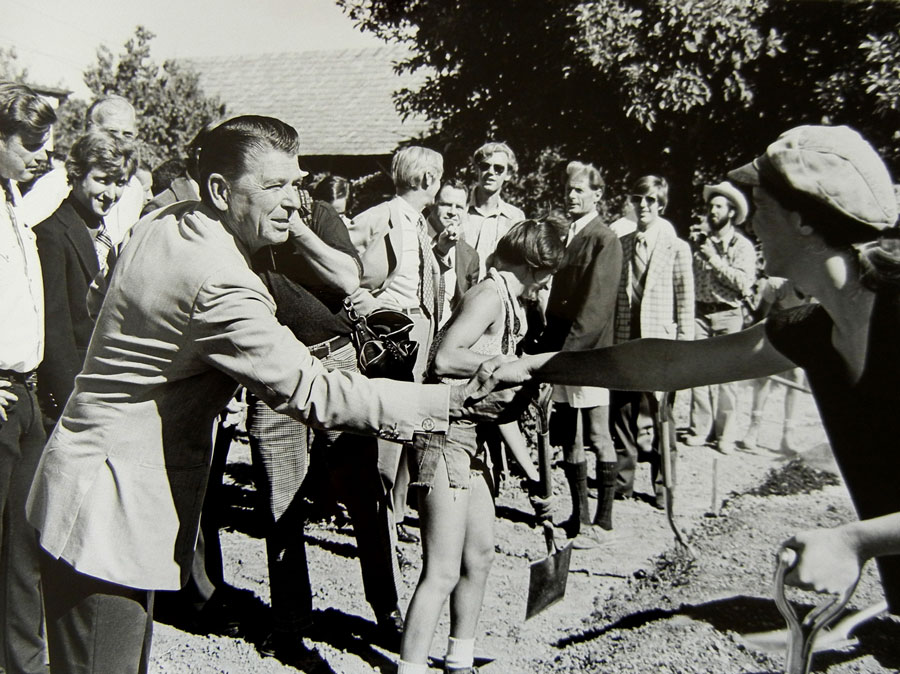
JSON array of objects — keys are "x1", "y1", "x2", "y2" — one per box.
[
  {"x1": 308, "y1": 334, "x2": 351, "y2": 359},
  {"x1": 0, "y1": 369, "x2": 37, "y2": 389},
  {"x1": 395, "y1": 306, "x2": 425, "y2": 317},
  {"x1": 697, "y1": 301, "x2": 740, "y2": 315}
]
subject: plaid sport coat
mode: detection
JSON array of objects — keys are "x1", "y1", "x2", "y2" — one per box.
[{"x1": 615, "y1": 226, "x2": 695, "y2": 343}]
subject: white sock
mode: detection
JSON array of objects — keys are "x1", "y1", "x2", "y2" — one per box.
[
  {"x1": 396, "y1": 660, "x2": 428, "y2": 674},
  {"x1": 445, "y1": 636, "x2": 475, "y2": 670}
]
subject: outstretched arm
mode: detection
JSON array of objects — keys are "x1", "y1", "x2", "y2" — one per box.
[{"x1": 478, "y1": 321, "x2": 795, "y2": 394}]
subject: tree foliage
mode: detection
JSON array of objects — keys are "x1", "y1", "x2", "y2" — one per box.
[
  {"x1": 61, "y1": 26, "x2": 226, "y2": 169},
  {"x1": 338, "y1": 0, "x2": 900, "y2": 226},
  {"x1": 0, "y1": 47, "x2": 28, "y2": 83}
]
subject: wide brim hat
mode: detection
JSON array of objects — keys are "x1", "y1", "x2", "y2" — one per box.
[{"x1": 703, "y1": 181, "x2": 748, "y2": 225}]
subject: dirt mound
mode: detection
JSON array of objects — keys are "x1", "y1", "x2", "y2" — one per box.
[{"x1": 745, "y1": 458, "x2": 841, "y2": 497}]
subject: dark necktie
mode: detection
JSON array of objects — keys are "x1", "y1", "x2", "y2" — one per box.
[{"x1": 632, "y1": 232, "x2": 649, "y2": 305}]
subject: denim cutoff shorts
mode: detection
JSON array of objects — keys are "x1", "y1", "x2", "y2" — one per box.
[{"x1": 408, "y1": 420, "x2": 485, "y2": 490}]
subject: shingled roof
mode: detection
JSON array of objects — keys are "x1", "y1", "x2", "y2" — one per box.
[{"x1": 190, "y1": 47, "x2": 432, "y2": 157}]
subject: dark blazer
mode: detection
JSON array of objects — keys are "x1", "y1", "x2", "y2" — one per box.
[
  {"x1": 34, "y1": 197, "x2": 101, "y2": 418},
  {"x1": 451, "y1": 239, "x2": 480, "y2": 309},
  {"x1": 542, "y1": 215, "x2": 623, "y2": 352}
]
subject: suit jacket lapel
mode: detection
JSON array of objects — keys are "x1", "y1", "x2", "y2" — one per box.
[
  {"x1": 645, "y1": 229, "x2": 674, "y2": 294},
  {"x1": 59, "y1": 201, "x2": 101, "y2": 280}
]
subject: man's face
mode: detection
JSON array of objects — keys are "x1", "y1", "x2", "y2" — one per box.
[
  {"x1": 0, "y1": 130, "x2": 49, "y2": 183},
  {"x1": 432, "y1": 185, "x2": 467, "y2": 235},
  {"x1": 476, "y1": 151, "x2": 510, "y2": 195},
  {"x1": 73, "y1": 167, "x2": 128, "y2": 217},
  {"x1": 707, "y1": 195, "x2": 734, "y2": 231},
  {"x1": 93, "y1": 109, "x2": 137, "y2": 142},
  {"x1": 629, "y1": 191, "x2": 661, "y2": 230},
  {"x1": 566, "y1": 176, "x2": 602, "y2": 219},
  {"x1": 223, "y1": 147, "x2": 305, "y2": 253},
  {"x1": 750, "y1": 186, "x2": 798, "y2": 278}
]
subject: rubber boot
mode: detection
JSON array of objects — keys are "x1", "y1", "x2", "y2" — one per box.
[
  {"x1": 594, "y1": 462, "x2": 617, "y2": 531},
  {"x1": 561, "y1": 460, "x2": 590, "y2": 538}
]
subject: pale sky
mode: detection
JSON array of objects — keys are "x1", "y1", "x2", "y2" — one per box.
[{"x1": 2, "y1": 0, "x2": 385, "y2": 98}]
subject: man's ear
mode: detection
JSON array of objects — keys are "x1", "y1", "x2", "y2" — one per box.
[{"x1": 207, "y1": 173, "x2": 229, "y2": 211}]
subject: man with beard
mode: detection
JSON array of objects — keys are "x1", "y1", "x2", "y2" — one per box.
[{"x1": 684, "y1": 181, "x2": 756, "y2": 454}]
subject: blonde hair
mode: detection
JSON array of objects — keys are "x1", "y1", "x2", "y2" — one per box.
[{"x1": 392, "y1": 146, "x2": 443, "y2": 192}]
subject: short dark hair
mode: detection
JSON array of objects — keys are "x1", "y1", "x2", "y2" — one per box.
[
  {"x1": 439, "y1": 178, "x2": 468, "y2": 199},
  {"x1": 198, "y1": 115, "x2": 300, "y2": 202},
  {"x1": 312, "y1": 174, "x2": 350, "y2": 203},
  {"x1": 65, "y1": 130, "x2": 137, "y2": 184},
  {"x1": 494, "y1": 219, "x2": 565, "y2": 272},
  {"x1": 629, "y1": 175, "x2": 669, "y2": 212},
  {"x1": 0, "y1": 82, "x2": 57, "y2": 140}
]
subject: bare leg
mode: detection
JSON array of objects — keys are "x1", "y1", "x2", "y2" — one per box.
[
  {"x1": 400, "y1": 458, "x2": 468, "y2": 665},
  {"x1": 741, "y1": 377, "x2": 773, "y2": 449},
  {"x1": 449, "y1": 462, "x2": 495, "y2": 639},
  {"x1": 780, "y1": 368, "x2": 805, "y2": 452}
]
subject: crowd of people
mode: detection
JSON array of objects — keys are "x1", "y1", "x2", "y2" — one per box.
[{"x1": 0, "y1": 79, "x2": 898, "y2": 674}]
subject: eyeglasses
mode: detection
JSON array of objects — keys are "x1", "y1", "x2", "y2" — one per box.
[
  {"x1": 628, "y1": 194, "x2": 658, "y2": 206},
  {"x1": 478, "y1": 161, "x2": 507, "y2": 175}
]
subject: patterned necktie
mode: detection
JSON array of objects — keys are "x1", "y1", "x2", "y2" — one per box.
[
  {"x1": 631, "y1": 232, "x2": 649, "y2": 305},
  {"x1": 94, "y1": 221, "x2": 114, "y2": 272},
  {"x1": 416, "y1": 216, "x2": 443, "y2": 323}
]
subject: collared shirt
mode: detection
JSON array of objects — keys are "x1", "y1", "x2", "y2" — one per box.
[
  {"x1": 609, "y1": 216, "x2": 637, "y2": 238},
  {"x1": 693, "y1": 227, "x2": 756, "y2": 307},
  {"x1": 16, "y1": 166, "x2": 143, "y2": 245},
  {"x1": 462, "y1": 195, "x2": 525, "y2": 277},
  {"x1": 565, "y1": 210, "x2": 597, "y2": 247},
  {"x1": 379, "y1": 195, "x2": 424, "y2": 310},
  {"x1": 0, "y1": 184, "x2": 44, "y2": 372},
  {"x1": 428, "y1": 218, "x2": 456, "y2": 326},
  {"x1": 635, "y1": 217, "x2": 664, "y2": 258}
]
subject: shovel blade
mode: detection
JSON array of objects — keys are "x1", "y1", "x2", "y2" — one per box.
[
  {"x1": 525, "y1": 541, "x2": 572, "y2": 620},
  {"x1": 738, "y1": 628, "x2": 858, "y2": 655}
]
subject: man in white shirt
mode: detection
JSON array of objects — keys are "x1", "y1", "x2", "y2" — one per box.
[
  {"x1": 462, "y1": 142, "x2": 526, "y2": 276},
  {"x1": 0, "y1": 81, "x2": 57, "y2": 674},
  {"x1": 348, "y1": 146, "x2": 446, "y2": 545},
  {"x1": 16, "y1": 95, "x2": 144, "y2": 244}
]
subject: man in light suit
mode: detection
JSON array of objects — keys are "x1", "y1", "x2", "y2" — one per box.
[
  {"x1": 25, "y1": 117, "x2": 508, "y2": 672},
  {"x1": 347, "y1": 146, "x2": 446, "y2": 544},
  {"x1": 427, "y1": 179, "x2": 481, "y2": 321},
  {"x1": 611, "y1": 175, "x2": 695, "y2": 506},
  {"x1": 541, "y1": 161, "x2": 622, "y2": 549}
]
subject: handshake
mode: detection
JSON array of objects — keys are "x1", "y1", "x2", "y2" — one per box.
[{"x1": 448, "y1": 354, "x2": 539, "y2": 423}]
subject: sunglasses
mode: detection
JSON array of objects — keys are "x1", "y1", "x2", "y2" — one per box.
[
  {"x1": 478, "y1": 161, "x2": 507, "y2": 175},
  {"x1": 628, "y1": 194, "x2": 658, "y2": 206}
]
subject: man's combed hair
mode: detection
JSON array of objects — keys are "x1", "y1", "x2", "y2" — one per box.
[
  {"x1": 65, "y1": 130, "x2": 138, "y2": 184},
  {"x1": 494, "y1": 219, "x2": 565, "y2": 272},
  {"x1": 391, "y1": 146, "x2": 443, "y2": 193},
  {"x1": 630, "y1": 175, "x2": 669, "y2": 212},
  {"x1": 566, "y1": 161, "x2": 604, "y2": 192},
  {"x1": 198, "y1": 115, "x2": 300, "y2": 202},
  {"x1": 473, "y1": 141, "x2": 518, "y2": 175},
  {"x1": 0, "y1": 81, "x2": 57, "y2": 139}
]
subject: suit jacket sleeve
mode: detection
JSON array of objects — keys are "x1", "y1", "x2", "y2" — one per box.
[
  {"x1": 190, "y1": 268, "x2": 450, "y2": 441},
  {"x1": 35, "y1": 224, "x2": 80, "y2": 415},
  {"x1": 563, "y1": 232, "x2": 623, "y2": 351},
  {"x1": 673, "y1": 238, "x2": 695, "y2": 341}
]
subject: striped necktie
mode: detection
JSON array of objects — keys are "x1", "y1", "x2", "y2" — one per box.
[
  {"x1": 416, "y1": 216, "x2": 443, "y2": 323},
  {"x1": 94, "y1": 222, "x2": 114, "y2": 272},
  {"x1": 631, "y1": 232, "x2": 649, "y2": 305}
]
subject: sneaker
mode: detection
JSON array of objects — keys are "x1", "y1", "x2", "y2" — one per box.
[
  {"x1": 683, "y1": 434, "x2": 707, "y2": 447},
  {"x1": 717, "y1": 441, "x2": 736, "y2": 455},
  {"x1": 570, "y1": 524, "x2": 617, "y2": 550}
]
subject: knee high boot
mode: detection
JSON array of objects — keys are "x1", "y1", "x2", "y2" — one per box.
[
  {"x1": 562, "y1": 460, "x2": 591, "y2": 536},
  {"x1": 594, "y1": 462, "x2": 617, "y2": 531}
]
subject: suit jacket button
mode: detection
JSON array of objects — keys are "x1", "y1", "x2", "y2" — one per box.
[{"x1": 421, "y1": 418, "x2": 435, "y2": 432}]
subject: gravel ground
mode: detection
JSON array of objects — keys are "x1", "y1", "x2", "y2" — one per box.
[{"x1": 149, "y1": 384, "x2": 899, "y2": 673}]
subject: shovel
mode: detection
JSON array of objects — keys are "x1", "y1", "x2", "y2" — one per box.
[
  {"x1": 746, "y1": 548, "x2": 860, "y2": 674},
  {"x1": 656, "y1": 391, "x2": 694, "y2": 558},
  {"x1": 525, "y1": 521, "x2": 573, "y2": 620},
  {"x1": 525, "y1": 386, "x2": 572, "y2": 620}
]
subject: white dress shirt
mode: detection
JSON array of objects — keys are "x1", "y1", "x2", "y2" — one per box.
[
  {"x1": 0, "y1": 185, "x2": 44, "y2": 372},
  {"x1": 379, "y1": 196, "x2": 423, "y2": 310}
]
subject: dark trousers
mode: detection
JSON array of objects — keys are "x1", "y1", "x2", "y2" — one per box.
[
  {"x1": 40, "y1": 552, "x2": 153, "y2": 674},
  {"x1": 611, "y1": 390, "x2": 676, "y2": 499},
  {"x1": 0, "y1": 381, "x2": 48, "y2": 674}
]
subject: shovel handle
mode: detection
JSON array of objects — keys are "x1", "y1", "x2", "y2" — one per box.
[
  {"x1": 536, "y1": 385, "x2": 554, "y2": 500},
  {"x1": 542, "y1": 520, "x2": 558, "y2": 556},
  {"x1": 773, "y1": 547, "x2": 857, "y2": 674}
]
